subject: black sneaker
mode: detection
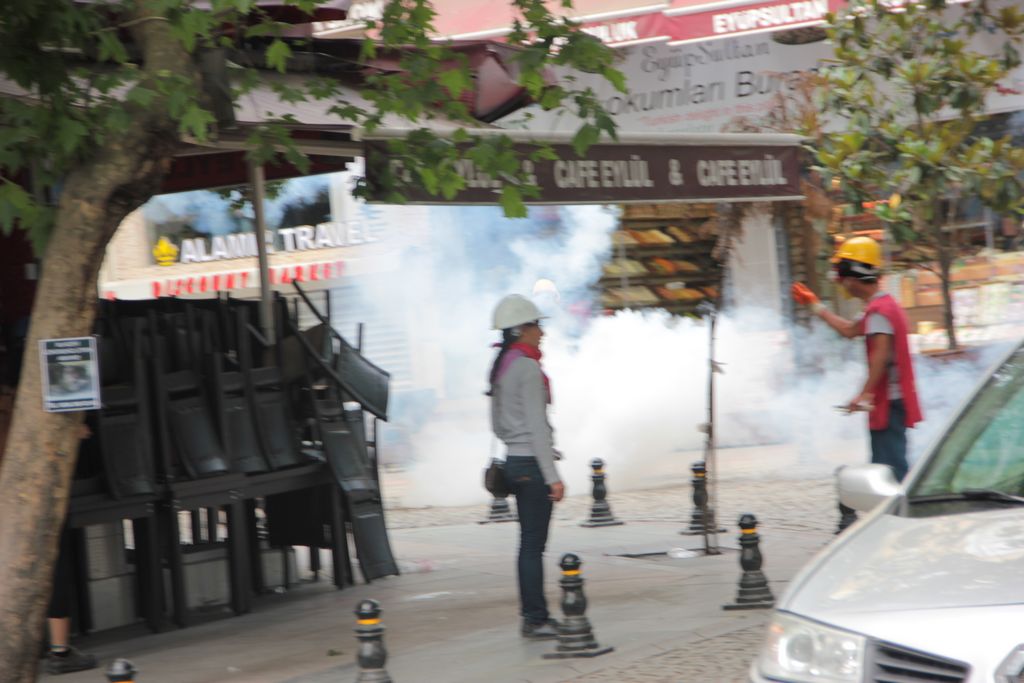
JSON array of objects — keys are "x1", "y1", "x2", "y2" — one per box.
[
  {"x1": 521, "y1": 618, "x2": 561, "y2": 639},
  {"x1": 45, "y1": 647, "x2": 98, "y2": 675}
]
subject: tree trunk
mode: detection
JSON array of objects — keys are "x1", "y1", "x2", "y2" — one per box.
[
  {"x1": 938, "y1": 241, "x2": 957, "y2": 350},
  {"x1": 0, "y1": 7, "x2": 190, "y2": 680},
  {"x1": 935, "y1": 207, "x2": 958, "y2": 352}
]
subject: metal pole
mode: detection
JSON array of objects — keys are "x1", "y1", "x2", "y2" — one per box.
[
  {"x1": 248, "y1": 162, "x2": 274, "y2": 344},
  {"x1": 704, "y1": 305, "x2": 720, "y2": 554},
  {"x1": 984, "y1": 207, "x2": 995, "y2": 252}
]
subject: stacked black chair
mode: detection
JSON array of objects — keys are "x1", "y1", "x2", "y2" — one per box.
[
  {"x1": 285, "y1": 285, "x2": 399, "y2": 582},
  {"x1": 147, "y1": 306, "x2": 250, "y2": 627},
  {"x1": 66, "y1": 304, "x2": 164, "y2": 633},
  {"x1": 63, "y1": 290, "x2": 397, "y2": 636},
  {"x1": 233, "y1": 302, "x2": 353, "y2": 591}
]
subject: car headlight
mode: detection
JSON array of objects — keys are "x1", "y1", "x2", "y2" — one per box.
[{"x1": 757, "y1": 612, "x2": 866, "y2": 683}]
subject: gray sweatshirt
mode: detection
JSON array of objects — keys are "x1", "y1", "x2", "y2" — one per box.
[{"x1": 490, "y1": 356, "x2": 561, "y2": 485}]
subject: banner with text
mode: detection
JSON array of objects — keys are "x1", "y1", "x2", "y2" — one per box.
[
  {"x1": 364, "y1": 142, "x2": 803, "y2": 205},
  {"x1": 501, "y1": 37, "x2": 834, "y2": 135}
]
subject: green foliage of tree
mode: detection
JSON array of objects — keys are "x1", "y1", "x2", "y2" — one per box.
[
  {"x1": 809, "y1": 0, "x2": 1024, "y2": 349},
  {"x1": 0, "y1": 2, "x2": 624, "y2": 679}
]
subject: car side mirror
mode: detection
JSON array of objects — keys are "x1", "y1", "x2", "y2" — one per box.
[{"x1": 838, "y1": 464, "x2": 901, "y2": 512}]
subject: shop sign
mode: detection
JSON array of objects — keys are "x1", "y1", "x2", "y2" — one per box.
[
  {"x1": 150, "y1": 221, "x2": 378, "y2": 266},
  {"x1": 133, "y1": 260, "x2": 347, "y2": 299},
  {"x1": 364, "y1": 141, "x2": 802, "y2": 204},
  {"x1": 502, "y1": 37, "x2": 834, "y2": 135},
  {"x1": 39, "y1": 337, "x2": 101, "y2": 413},
  {"x1": 666, "y1": 0, "x2": 843, "y2": 44},
  {"x1": 580, "y1": 17, "x2": 648, "y2": 44}
]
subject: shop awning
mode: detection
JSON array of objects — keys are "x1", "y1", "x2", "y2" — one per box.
[{"x1": 316, "y1": 0, "x2": 844, "y2": 47}]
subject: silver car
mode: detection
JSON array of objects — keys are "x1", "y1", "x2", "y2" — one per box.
[{"x1": 751, "y1": 341, "x2": 1024, "y2": 683}]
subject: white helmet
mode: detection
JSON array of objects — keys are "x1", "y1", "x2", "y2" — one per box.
[
  {"x1": 492, "y1": 294, "x2": 546, "y2": 330},
  {"x1": 532, "y1": 278, "x2": 560, "y2": 301}
]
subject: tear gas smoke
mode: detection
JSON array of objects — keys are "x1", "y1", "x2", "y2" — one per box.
[
  {"x1": 143, "y1": 174, "x2": 332, "y2": 236},
  {"x1": 323, "y1": 182, "x2": 1012, "y2": 508}
]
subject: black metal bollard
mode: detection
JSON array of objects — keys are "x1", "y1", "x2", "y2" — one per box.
[
  {"x1": 836, "y1": 502, "x2": 858, "y2": 534},
  {"x1": 354, "y1": 599, "x2": 392, "y2": 683},
  {"x1": 479, "y1": 496, "x2": 517, "y2": 524},
  {"x1": 543, "y1": 554, "x2": 613, "y2": 659},
  {"x1": 680, "y1": 461, "x2": 724, "y2": 535},
  {"x1": 580, "y1": 459, "x2": 623, "y2": 527},
  {"x1": 106, "y1": 659, "x2": 137, "y2": 682},
  {"x1": 835, "y1": 467, "x2": 858, "y2": 533},
  {"x1": 722, "y1": 514, "x2": 775, "y2": 610}
]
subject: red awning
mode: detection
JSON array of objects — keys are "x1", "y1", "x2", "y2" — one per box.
[
  {"x1": 417, "y1": 0, "x2": 842, "y2": 46},
  {"x1": 662, "y1": 0, "x2": 842, "y2": 44}
]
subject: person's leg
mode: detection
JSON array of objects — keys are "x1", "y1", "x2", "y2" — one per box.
[
  {"x1": 49, "y1": 617, "x2": 71, "y2": 649},
  {"x1": 887, "y1": 400, "x2": 908, "y2": 480},
  {"x1": 869, "y1": 400, "x2": 908, "y2": 481},
  {"x1": 46, "y1": 527, "x2": 97, "y2": 674},
  {"x1": 508, "y1": 458, "x2": 553, "y2": 627}
]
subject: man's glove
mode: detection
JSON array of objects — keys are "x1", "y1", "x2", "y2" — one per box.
[{"x1": 791, "y1": 283, "x2": 825, "y2": 312}]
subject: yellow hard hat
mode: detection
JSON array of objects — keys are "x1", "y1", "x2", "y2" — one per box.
[{"x1": 833, "y1": 236, "x2": 882, "y2": 268}]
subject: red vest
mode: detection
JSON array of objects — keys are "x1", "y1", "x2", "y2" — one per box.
[{"x1": 859, "y1": 293, "x2": 923, "y2": 430}]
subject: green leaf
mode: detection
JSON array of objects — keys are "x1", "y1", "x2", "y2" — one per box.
[
  {"x1": 539, "y1": 85, "x2": 566, "y2": 111},
  {"x1": 500, "y1": 185, "x2": 527, "y2": 218},
  {"x1": 529, "y1": 144, "x2": 559, "y2": 162},
  {"x1": 438, "y1": 69, "x2": 470, "y2": 99},
  {"x1": 266, "y1": 39, "x2": 292, "y2": 73},
  {"x1": 56, "y1": 117, "x2": 88, "y2": 154},
  {"x1": 418, "y1": 166, "x2": 439, "y2": 194},
  {"x1": 520, "y1": 70, "x2": 546, "y2": 98},
  {"x1": 126, "y1": 86, "x2": 157, "y2": 108},
  {"x1": 594, "y1": 111, "x2": 618, "y2": 142},
  {"x1": 180, "y1": 104, "x2": 216, "y2": 141},
  {"x1": 601, "y1": 66, "x2": 627, "y2": 94},
  {"x1": 571, "y1": 123, "x2": 600, "y2": 157},
  {"x1": 96, "y1": 31, "x2": 129, "y2": 64}
]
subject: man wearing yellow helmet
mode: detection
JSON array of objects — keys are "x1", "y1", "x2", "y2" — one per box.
[{"x1": 791, "y1": 236, "x2": 923, "y2": 482}]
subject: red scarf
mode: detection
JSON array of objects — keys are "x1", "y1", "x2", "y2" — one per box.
[{"x1": 495, "y1": 342, "x2": 551, "y2": 403}]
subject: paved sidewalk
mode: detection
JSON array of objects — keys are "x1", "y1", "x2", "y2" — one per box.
[{"x1": 44, "y1": 442, "x2": 858, "y2": 683}]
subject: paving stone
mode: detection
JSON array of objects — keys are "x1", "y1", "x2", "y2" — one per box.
[{"x1": 561, "y1": 622, "x2": 768, "y2": 683}]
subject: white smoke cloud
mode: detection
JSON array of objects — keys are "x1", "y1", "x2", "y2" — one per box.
[{"x1": 321, "y1": 191, "x2": 1009, "y2": 508}]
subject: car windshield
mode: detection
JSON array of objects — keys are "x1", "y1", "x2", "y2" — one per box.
[{"x1": 911, "y1": 344, "x2": 1024, "y2": 499}]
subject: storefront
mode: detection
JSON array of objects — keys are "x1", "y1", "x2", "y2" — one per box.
[
  {"x1": 362, "y1": 129, "x2": 807, "y2": 320},
  {"x1": 98, "y1": 163, "x2": 440, "y2": 393}
]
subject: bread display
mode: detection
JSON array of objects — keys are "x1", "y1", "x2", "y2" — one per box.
[
  {"x1": 609, "y1": 286, "x2": 660, "y2": 305},
  {"x1": 672, "y1": 260, "x2": 701, "y2": 273},
  {"x1": 648, "y1": 257, "x2": 676, "y2": 274},
  {"x1": 627, "y1": 229, "x2": 674, "y2": 245},
  {"x1": 665, "y1": 225, "x2": 698, "y2": 243},
  {"x1": 655, "y1": 286, "x2": 706, "y2": 301},
  {"x1": 603, "y1": 258, "x2": 648, "y2": 277},
  {"x1": 600, "y1": 204, "x2": 722, "y2": 314}
]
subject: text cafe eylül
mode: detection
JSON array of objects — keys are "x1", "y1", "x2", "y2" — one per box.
[{"x1": 363, "y1": 143, "x2": 802, "y2": 205}]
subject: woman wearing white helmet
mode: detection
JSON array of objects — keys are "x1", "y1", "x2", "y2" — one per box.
[{"x1": 488, "y1": 293, "x2": 564, "y2": 640}]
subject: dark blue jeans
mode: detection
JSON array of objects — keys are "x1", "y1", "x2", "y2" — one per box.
[
  {"x1": 870, "y1": 399, "x2": 908, "y2": 481},
  {"x1": 505, "y1": 456, "x2": 552, "y2": 624}
]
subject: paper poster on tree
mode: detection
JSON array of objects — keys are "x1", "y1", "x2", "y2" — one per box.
[{"x1": 38, "y1": 337, "x2": 100, "y2": 413}]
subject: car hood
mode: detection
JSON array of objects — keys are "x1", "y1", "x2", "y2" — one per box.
[{"x1": 785, "y1": 505, "x2": 1024, "y2": 615}]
